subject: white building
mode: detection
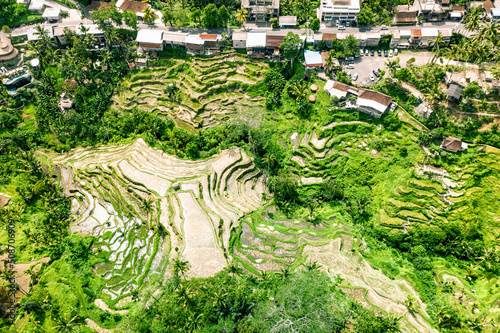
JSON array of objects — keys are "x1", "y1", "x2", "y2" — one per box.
[
  {"x1": 27, "y1": 26, "x2": 54, "y2": 41},
  {"x1": 420, "y1": 28, "x2": 439, "y2": 47},
  {"x1": 246, "y1": 31, "x2": 266, "y2": 54},
  {"x1": 325, "y1": 80, "x2": 351, "y2": 99},
  {"x1": 356, "y1": 89, "x2": 393, "y2": 116},
  {"x1": 317, "y1": 0, "x2": 360, "y2": 25},
  {"x1": 163, "y1": 31, "x2": 187, "y2": 48},
  {"x1": 136, "y1": 29, "x2": 164, "y2": 51},
  {"x1": 28, "y1": 0, "x2": 45, "y2": 13},
  {"x1": 232, "y1": 31, "x2": 247, "y2": 49},
  {"x1": 42, "y1": 7, "x2": 61, "y2": 22}
]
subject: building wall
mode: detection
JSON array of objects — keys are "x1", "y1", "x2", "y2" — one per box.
[{"x1": 233, "y1": 40, "x2": 246, "y2": 48}]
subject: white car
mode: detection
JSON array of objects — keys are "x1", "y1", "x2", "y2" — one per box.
[
  {"x1": 381, "y1": 25, "x2": 388, "y2": 30},
  {"x1": 389, "y1": 50, "x2": 393, "y2": 57},
  {"x1": 394, "y1": 48, "x2": 398, "y2": 56},
  {"x1": 365, "y1": 49, "x2": 369, "y2": 56},
  {"x1": 369, "y1": 73, "x2": 375, "y2": 81},
  {"x1": 346, "y1": 64, "x2": 354, "y2": 69},
  {"x1": 338, "y1": 25, "x2": 345, "y2": 30},
  {"x1": 347, "y1": 72, "x2": 352, "y2": 78},
  {"x1": 353, "y1": 73, "x2": 358, "y2": 81}
]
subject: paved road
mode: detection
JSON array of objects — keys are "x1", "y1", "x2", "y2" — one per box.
[{"x1": 10, "y1": 8, "x2": 464, "y2": 37}]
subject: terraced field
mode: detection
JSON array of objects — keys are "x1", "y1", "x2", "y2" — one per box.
[
  {"x1": 232, "y1": 206, "x2": 436, "y2": 332},
  {"x1": 40, "y1": 138, "x2": 267, "y2": 300},
  {"x1": 113, "y1": 50, "x2": 267, "y2": 130}
]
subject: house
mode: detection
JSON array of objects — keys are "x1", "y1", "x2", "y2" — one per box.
[
  {"x1": 185, "y1": 35, "x2": 205, "y2": 54},
  {"x1": 465, "y1": 67, "x2": 480, "y2": 84},
  {"x1": 324, "y1": 80, "x2": 352, "y2": 99},
  {"x1": 415, "y1": 0, "x2": 451, "y2": 21},
  {"x1": 86, "y1": 1, "x2": 112, "y2": 12},
  {"x1": 394, "y1": 5, "x2": 419, "y2": 25},
  {"x1": 304, "y1": 50, "x2": 323, "y2": 67},
  {"x1": 317, "y1": 0, "x2": 360, "y2": 26},
  {"x1": 421, "y1": 28, "x2": 439, "y2": 47},
  {"x1": 117, "y1": 0, "x2": 150, "y2": 19},
  {"x1": 0, "y1": 31, "x2": 19, "y2": 62},
  {"x1": 232, "y1": 31, "x2": 247, "y2": 49},
  {"x1": 398, "y1": 30, "x2": 412, "y2": 48},
  {"x1": 322, "y1": 32, "x2": 337, "y2": 47},
  {"x1": 279, "y1": 16, "x2": 297, "y2": 28},
  {"x1": 53, "y1": 26, "x2": 76, "y2": 46},
  {"x1": 446, "y1": 83, "x2": 463, "y2": 101},
  {"x1": 28, "y1": 0, "x2": 45, "y2": 13},
  {"x1": 415, "y1": 102, "x2": 433, "y2": 118},
  {"x1": 266, "y1": 33, "x2": 285, "y2": 55},
  {"x1": 42, "y1": 7, "x2": 61, "y2": 22},
  {"x1": 16, "y1": 0, "x2": 31, "y2": 7},
  {"x1": 390, "y1": 30, "x2": 400, "y2": 48},
  {"x1": 313, "y1": 33, "x2": 323, "y2": 46},
  {"x1": 356, "y1": 89, "x2": 393, "y2": 117},
  {"x1": 483, "y1": 0, "x2": 494, "y2": 15},
  {"x1": 199, "y1": 33, "x2": 220, "y2": 49},
  {"x1": 366, "y1": 33, "x2": 381, "y2": 47},
  {"x1": 450, "y1": 6, "x2": 466, "y2": 20},
  {"x1": 135, "y1": 57, "x2": 147, "y2": 69},
  {"x1": 491, "y1": 7, "x2": 500, "y2": 19},
  {"x1": 241, "y1": 0, "x2": 279, "y2": 22},
  {"x1": 440, "y1": 136, "x2": 467, "y2": 152},
  {"x1": 246, "y1": 31, "x2": 266, "y2": 56},
  {"x1": 163, "y1": 31, "x2": 187, "y2": 48},
  {"x1": 409, "y1": 29, "x2": 422, "y2": 47},
  {"x1": 27, "y1": 26, "x2": 54, "y2": 41},
  {"x1": 439, "y1": 28, "x2": 453, "y2": 44},
  {"x1": 136, "y1": 29, "x2": 163, "y2": 51}
]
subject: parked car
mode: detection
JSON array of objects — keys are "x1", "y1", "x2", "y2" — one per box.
[
  {"x1": 365, "y1": 49, "x2": 369, "y2": 56},
  {"x1": 370, "y1": 49, "x2": 374, "y2": 56},
  {"x1": 346, "y1": 64, "x2": 354, "y2": 69},
  {"x1": 389, "y1": 49, "x2": 393, "y2": 57},
  {"x1": 353, "y1": 73, "x2": 358, "y2": 81},
  {"x1": 394, "y1": 48, "x2": 398, "y2": 56},
  {"x1": 369, "y1": 73, "x2": 375, "y2": 81},
  {"x1": 360, "y1": 48, "x2": 364, "y2": 56},
  {"x1": 381, "y1": 25, "x2": 388, "y2": 30},
  {"x1": 346, "y1": 21, "x2": 350, "y2": 27},
  {"x1": 346, "y1": 57, "x2": 354, "y2": 62},
  {"x1": 378, "y1": 49, "x2": 382, "y2": 56},
  {"x1": 347, "y1": 71, "x2": 352, "y2": 77},
  {"x1": 384, "y1": 49, "x2": 388, "y2": 57},
  {"x1": 339, "y1": 25, "x2": 345, "y2": 30},
  {"x1": 373, "y1": 69, "x2": 380, "y2": 77}
]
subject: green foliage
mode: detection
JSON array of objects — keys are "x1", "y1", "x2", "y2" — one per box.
[
  {"x1": 280, "y1": 32, "x2": 303, "y2": 66},
  {"x1": 310, "y1": 18, "x2": 320, "y2": 32},
  {"x1": 357, "y1": 6, "x2": 375, "y2": 26},
  {"x1": 270, "y1": 17, "x2": 279, "y2": 29},
  {"x1": 202, "y1": 3, "x2": 219, "y2": 28},
  {"x1": 124, "y1": 267, "x2": 396, "y2": 332}
]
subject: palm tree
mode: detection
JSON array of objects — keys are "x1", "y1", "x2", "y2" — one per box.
[
  {"x1": 464, "y1": 5, "x2": 482, "y2": 32},
  {"x1": 236, "y1": 8, "x2": 248, "y2": 27},
  {"x1": 305, "y1": 260, "x2": 320, "y2": 271},
  {"x1": 142, "y1": 7, "x2": 156, "y2": 25},
  {"x1": 277, "y1": 267, "x2": 291, "y2": 280},
  {"x1": 480, "y1": 21, "x2": 499, "y2": 44},
  {"x1": 288, "y1": 80, "x2": 308, "y2": 101},
  {"x1": 385, "y1": 58, "x2": 400, "y2": 77},
  {"x1": 490, "y1": 65, "x2": 500, "y2": 79},
  {"x1": 52, "y1": 313, "x2": 80, "y2": 332},
  {"x1": 262, "y1": 153, "x2": 275, "y2": 177},
  {"x1": 172, "y1": 257, "x2": 189, "y2": 279},
  {"x1": 105, "y1": 28, "x2": 120, "y2": 49},
  {"x1": 430, "y1": 33, "x2": 444, "y2": 63}
]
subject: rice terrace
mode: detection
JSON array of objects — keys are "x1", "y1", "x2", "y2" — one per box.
[{"x1": 2, "y1": 7, "x2": 500, "y2": 333}]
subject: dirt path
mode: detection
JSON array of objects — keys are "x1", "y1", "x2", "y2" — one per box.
[{"x1": 177, "y1": 192, "x2": 226, "y2": 278}]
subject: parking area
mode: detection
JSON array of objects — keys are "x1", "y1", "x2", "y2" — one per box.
[{"x1": 343, "y1": 51, "x2": 397, "y2": 86}]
